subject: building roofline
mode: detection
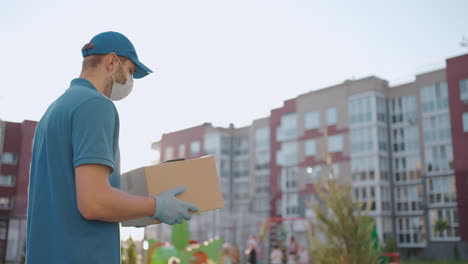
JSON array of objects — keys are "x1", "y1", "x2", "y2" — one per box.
[
  {"x1": 389, "y1": 81, "x2": 415, "y2": 90},
  {"x1": 160, "y1": 122, "x2": 212, "y2": 136},
  {"x1": 446, "y1": 52, "x2": 468, "y2": 62},
  {"x1": 414, "y1": 68, "x2": 446, "y2": 79}
]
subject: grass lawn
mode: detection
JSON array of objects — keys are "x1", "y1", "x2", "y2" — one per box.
[{"x1": 402, "y1": 260, "x2": 468, "y2": 264}]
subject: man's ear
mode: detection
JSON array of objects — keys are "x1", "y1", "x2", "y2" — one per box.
[{"x1": 105, "y1": 52, "x2": 118, "y2": 71}]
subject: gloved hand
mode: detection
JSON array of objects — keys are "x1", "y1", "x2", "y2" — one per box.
[{"x1": 153, "y1": 186, "x2": 199, "y2": 225}]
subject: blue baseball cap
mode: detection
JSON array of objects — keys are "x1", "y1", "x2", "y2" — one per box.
[{"x1": 81, "y1": 31, "x2": 153, "y2": 79}]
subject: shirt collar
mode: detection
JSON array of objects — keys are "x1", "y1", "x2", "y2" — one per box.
[{"x1": 70, "y1": 78, "x2": 98, "y2": 91}]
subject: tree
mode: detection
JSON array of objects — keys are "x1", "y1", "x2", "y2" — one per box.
[
  {"x1": 122, "y1": 237, "x2": 137, "y2": 264},
  {"x1": 307, "y1": 178, "x2": 381, "y2": 264}
]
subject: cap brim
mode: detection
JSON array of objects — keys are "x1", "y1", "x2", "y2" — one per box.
[{"x1": 132, "y1": 59, "x2": 153, "y2": 79}]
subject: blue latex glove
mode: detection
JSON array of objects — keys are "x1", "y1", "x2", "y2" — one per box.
[{"x1": 153, "y1": 186, "x2": 199, "y2": 225}]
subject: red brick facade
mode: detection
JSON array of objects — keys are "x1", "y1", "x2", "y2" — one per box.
[{"x1": 446, "y1": 54, "x2": 468, "y2": 241}]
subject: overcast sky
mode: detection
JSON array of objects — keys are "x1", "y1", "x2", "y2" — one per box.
[{"x1": 2, "y1": 0, "x2": 468, "y2": 240}]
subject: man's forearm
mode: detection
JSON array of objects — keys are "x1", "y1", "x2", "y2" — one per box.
[{"x1": 82, "y1": 187, "x2": 156, "y2": 222}]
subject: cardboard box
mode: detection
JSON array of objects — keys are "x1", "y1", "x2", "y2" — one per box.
[{"x1": 121, "y1": 155, "x2": 224, "y2": 227}]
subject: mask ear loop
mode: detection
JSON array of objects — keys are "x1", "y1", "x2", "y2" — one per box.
[
  {"x1": 115, "y1": 56, "x2": 131, "y2": 83},
  {"x1": 109, "y1": 70, "x2": 117, "y2": 83}
]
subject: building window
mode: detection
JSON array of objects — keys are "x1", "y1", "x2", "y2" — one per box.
[
  {"x1": 178, "y1": 144, "x2": 186, "y2": 158},
  {"x1": 392, "y1": 95, "x2": 418, "y2": 123},
  {"x1": 392, "y1": 126, "x2": 419, "y2": 153},
  {"x1": 379, "y1": 157, "x2": 390, "y2": 181},
  {"x1": 233, "y1": 136, "x2": 249, "y2": 155},
  {"x1": 277, "y1": 113, "x2": 297, "y2": 141},
  {"x1": 397, "y1": 216, "x2": 427, "y2": 245},
  {"x1": 428, "y1": 175, "x2": 457, "y2": 205},
  {"x1": 393, "y1": 155, "x2": 421, "y2": 182},
  {"x1": 284, "y1": 193, "x2": 299, "y2": 216},
  {"x1": 353, "y1": 186, "x2": 376, "y2": 211},
  {"x1": 204, "y1": 133, "x2": 220, "y2": 155},
  {"x1": 328, "y1": 135, "x2": 343, "y2": 152},
  {"x1": 378, "y1": 127, "x2": 388, "y2": 152},
  {"x1": 0, "y1": 175, "x2": 15, "y2": 187},
  {"x1": 421, "y1": 82, "x2": 448, "y2": 113},
  {"x1": 255, "y1": 127, "x2": 270, "y2": 150},
  {"x1": 233, "y1": 158, "x2": 249, "y2": 178},
  {"x1": 220, "y1": 158, "x2": 230, "y2": 173},
  {"x1": 255, "y1": 174, "x2": 270, "y2": 193},
  {"x1": 349, "y1": 96, "x2": 374, "y2": 124},
  {"x1": 395, "y1": 185, "x2": 424, "y2": 212},
  {"x1": 164, "y1": 147, "x2": 174, "y2": 161},
  {"x1": 1, "y1": 153, "x2": 17, "y2": 165},
  {"x1": 305, "y1": 139, "x2": 316, "y2": 156},
  {"x1": 423, "y1": 114, "x2": 451, "y2": 142},
  {"x1": 281, "y1": 167, "x2": 298, "y2": 191},
  {"x1": 255, "y1": 151, "x2": 270, "y2": 170},
  {"x1": 425, "y1": 145, "x2": 453, "y2": 173},
  {"x1": 220, "y1": 136, "x2": 231, "y2": 155},
  {"x1": 233, "y1": 182, "x2": 249, "y2": 199},
  {"x1": 350, "y1": 127, "x2": 374, "y2": 153},
  {"x1": 351, "y1": 157, "x2": 376, "y2": 181},
  {"x1": 276, "y1": 141, "x2": 298, "y2": 166},
  {"x1": 460, "y1": 79, "x2": 468, "y2": 102},
  {"x1": 305, "y1": 112, "x2": 320, "y2": 130},
  {"x1": 376, "y1": 97, "x2": 387, "y2": 123},
  {"x1": 326, "y1": 108, "x2": 337, "y2": 125},
  {"x1": 0, "y1": 198, "x2": 11, "y2": 209},
  {"x1": 190, "y1": 141, "x2": 201, "y2": 155},
  {"x1": 430, "y1": 208, "x2": 459, "y2": 240},
  {"x1": 381, "y1": 186, "x2": 391, "y2": 211},
  {"x1": 463, "y1": 113, "x2": 468, "y2": 132}
]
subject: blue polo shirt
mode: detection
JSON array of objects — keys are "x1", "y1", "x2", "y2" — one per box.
[{"x1": 27, "y1": 78, "x2": 121, "y2": 263}]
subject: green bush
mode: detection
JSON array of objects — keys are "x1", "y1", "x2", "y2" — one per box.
[{"x1": 384, "y1": 236, "x2": 398, "y2": 253}]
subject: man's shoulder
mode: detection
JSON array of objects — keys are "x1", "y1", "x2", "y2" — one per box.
[{"x1": 58, "y1": 86, "x2": 115, "y2": 115}]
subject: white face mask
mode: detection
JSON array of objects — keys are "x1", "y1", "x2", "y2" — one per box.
[{"x1": 109, "y1": 58, "x2": 134, "y2": 101}]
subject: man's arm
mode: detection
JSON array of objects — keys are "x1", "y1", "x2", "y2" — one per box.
[{"x1": 75, "y1": 164, "x2": 155, "y2": 222}]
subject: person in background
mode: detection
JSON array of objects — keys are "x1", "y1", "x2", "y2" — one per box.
[
  {"x1": 245, "y1": 241, "x2": 257, "y2": 264},
  {"x1": 270, "y1": 244, "x2": 283, "y2": 264},
  {"x1": 287, "y1": 236, "x2": 299, "y2": 264},
  {"x1": 255, "y1": 235, "x2": 263, "y2": 263},
  {"x1": 248, "y1": 235, "x2": 260, "y2": 263},
  {"x1": 298, "y1": 245, "x2": 309, "y2": 264},
  {"x1": 225, "y1": 244, "x2": 239, "y2": 264},
  {"x1": 221, "y1": 248, "x2": 233, "y2": 264},
  {"x1": 248, "y1": 236, "x2": 258, "y2": 249}
]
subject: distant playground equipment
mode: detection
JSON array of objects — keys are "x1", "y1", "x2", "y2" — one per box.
[{"x1": 146, "y1": 220, "x2": 223, "y2": 264}]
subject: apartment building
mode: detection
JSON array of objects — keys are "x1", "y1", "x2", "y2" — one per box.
[
  {"x1": 0, "y1": 120, "x2": 37, "y2": 263},
  {"x1": 149, "y1": 53, "x2": 468, "y2": 259}
]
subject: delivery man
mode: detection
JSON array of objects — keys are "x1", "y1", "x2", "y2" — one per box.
[{"x1": 26, "y1": 31, "x2": 199, "y2": 263}]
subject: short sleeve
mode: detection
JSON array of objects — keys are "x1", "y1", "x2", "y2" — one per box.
[{"x1": 72, "y1": 97, "x2": 116, "y2": 171}]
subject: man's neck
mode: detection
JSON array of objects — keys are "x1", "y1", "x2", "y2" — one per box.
[{"x1": 79, "y1": 72, "x2": 111, "y2": 98}]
